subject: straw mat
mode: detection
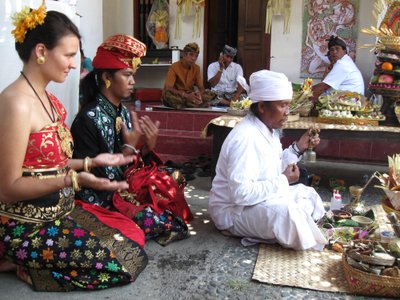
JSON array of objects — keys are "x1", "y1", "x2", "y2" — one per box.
[
  {"x1": 252, "y1": 205, "x2": 390, "y2": 293},
  {"x1": 252, "y1": 244, "x2": 350, "y2": 293}
]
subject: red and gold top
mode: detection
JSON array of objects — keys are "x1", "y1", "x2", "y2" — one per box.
[
  {"x1": 23, "y1": 92, "x2": 74, "y2": 170},
  {"x1": 0, "y1": 92, "x2": 75, "y2": 223}
]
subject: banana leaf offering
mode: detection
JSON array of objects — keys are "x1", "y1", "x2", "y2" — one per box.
[
  {"x1": 317, "y1": 90, "x2": 385, "y2": 120},
  {"x1": 289, "y1": 78, "x2": 313, "y2": 115}
]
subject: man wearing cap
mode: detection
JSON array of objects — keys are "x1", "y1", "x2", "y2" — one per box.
[
  {"x1": 71, "y1": 35, "x2": 190, "y2": 245},
  {"x1": 163, "y1": 42, "x2": 215, "y2": 109},
  {"x1": 311, "y1": 35, "x2": 364, "y2": 102},
  {"x1": 207, "y1": 45, "x2": 245, "y2": 106},
  {"x1": 209, "y1": 70, "x2": 327, "y2": 251}
]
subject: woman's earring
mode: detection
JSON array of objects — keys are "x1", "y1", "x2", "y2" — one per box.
[
  {"x1": 37, "y1": 57, "x2": 45, "y2": 65},
  {"x1": 105, "y1": 79, "x2": 111, "y2": 89}
]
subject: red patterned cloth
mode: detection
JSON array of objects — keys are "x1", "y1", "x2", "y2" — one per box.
[
  {"x1": 113, "y1": 157, "x2": 193, "y2": 224},
  {"x1": 92, "y1": 34, "x2": 146, "y2": 70},
  {"x1": 23, "y1": 92, "x2": 72, "y2": 169}
]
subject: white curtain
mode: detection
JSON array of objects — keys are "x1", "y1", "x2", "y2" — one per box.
[{"x1": 0, "y1": 0, "x2": 80, "y2": 127}]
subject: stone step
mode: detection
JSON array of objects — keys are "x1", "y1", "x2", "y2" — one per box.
[
  {"x1": 127, "y1": 105, "x2": 221, "y2": 160},
  {"x1": 155, "y1": 129, "x2": 212, "y2": 159}
]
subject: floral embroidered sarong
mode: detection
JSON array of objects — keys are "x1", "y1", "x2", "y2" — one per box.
[{"x1": 0, "y1": 93, "x2": 147, "y2": 291}]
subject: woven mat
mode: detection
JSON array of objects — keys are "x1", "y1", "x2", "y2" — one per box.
[
  {"x1": 252, "y1": 205, "x2": 393, "y2": 293},
  {"x1": 252, "y1": 244, "x2": 350, "y2": 293}
]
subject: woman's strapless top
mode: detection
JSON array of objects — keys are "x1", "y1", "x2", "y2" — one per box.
[{"x1": 0, "y1": 93, "x2": 75, "y2": 223}]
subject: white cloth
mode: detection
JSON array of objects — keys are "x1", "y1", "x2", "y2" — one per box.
[
  {"x1": 209, "y1": 114, "x2": 327, "y2": 251},
  {"x1": 237, "y1": 70, "x2": 293, "y2": 103},
  {"x1": 323, "y1": 54, "x2": 365, "y2": 95},
  {"x1": 207, "y1": 61, "x2": 243, "y2": 94}
]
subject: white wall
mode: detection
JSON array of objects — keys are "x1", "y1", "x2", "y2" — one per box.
[
  {"x1": 270, "y1": 1, "x2": 376, "y2": 89},
  {"x1": 103, "y1": 0, "x2": 133, "y2": 38},
  {"x1": 0, "y1": 0, "x2": 81, "y2": 126},
  {"x1": 76, "y1": 0, "x2": 103, "y2": 59}
]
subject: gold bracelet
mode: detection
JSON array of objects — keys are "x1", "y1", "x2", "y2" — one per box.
[
  {"x1": 68, "y1": 169, "x2": 81, "y2": 192},
  {"x1": 83, "y1": 156, "x2": 91, "y2": 172}
]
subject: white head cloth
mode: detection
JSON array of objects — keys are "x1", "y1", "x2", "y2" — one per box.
[{"x1": 237, "y1": 70, "x2": 293, "y2": 103}]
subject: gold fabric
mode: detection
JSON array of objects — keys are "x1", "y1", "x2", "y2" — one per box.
[{"x1": 0, "y1": 168, "x2": 74, "y2": 223}]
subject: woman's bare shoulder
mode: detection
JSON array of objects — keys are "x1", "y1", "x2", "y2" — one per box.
[{"x1": 0, "y1": 81, "x2": 34, "y2": 113}]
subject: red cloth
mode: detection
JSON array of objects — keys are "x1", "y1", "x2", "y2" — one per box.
[
  {"x1": 113, "y1": 158, "x2": 193, "y2": 224},
  {"x1": 76, "y1": 200, "x2": 145, "y2": 248},
  {"x1": 92, "y1": 34, "x2": 146, "y2": 69}
]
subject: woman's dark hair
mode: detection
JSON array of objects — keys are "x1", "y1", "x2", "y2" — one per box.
[
  {"x1": 16, "y1": 10, "x2": 81, "y2": 62},
  {"x1": 80, "y1": 69, "x2": 118, "y2": 109}
]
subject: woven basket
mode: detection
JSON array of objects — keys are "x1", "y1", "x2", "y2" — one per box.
[
  {"x1": 383, "y1": 189, "x2": 400, "y2": 210},
  {"x1": 227, "y1": 108, "x2": 248, "y2": 117},
  {"x1": 368, "y1": 85, "x2": 400, "y2": 98},
  {"x1": 342, "y1": 254, "x2": 400, "y2": 297},
  {"x1": 380, "y1": 36, "x2": 400, "y2": 52},
  {"x1": 382, "y1": 197, "x2": 400, "y2": 219},
  {"x1": 297, "y1": 103, "x2": 313, "y2": 117}
]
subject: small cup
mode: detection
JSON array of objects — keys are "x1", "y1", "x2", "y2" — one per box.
[{"x1": 380, "y1": 230, "x2": 396, "y2": 243}]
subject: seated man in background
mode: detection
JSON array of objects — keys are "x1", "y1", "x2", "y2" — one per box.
[
  {"x1": 162, "y1": 42, "x2": 215, "y2": 109},
  {"x1": 209, "y1": 70, "x2": 327, "y2": 251},
  {"x1": 310, "y1": 35, "x2": 364, "y2": 102},
  {"x1": 207, "y1": 45, "x2": 246, "y2": 106}
]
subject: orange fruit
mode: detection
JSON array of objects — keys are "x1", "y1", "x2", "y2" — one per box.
[{"x1": 381, "y1": 61, "x2": 393, "y2": 71}]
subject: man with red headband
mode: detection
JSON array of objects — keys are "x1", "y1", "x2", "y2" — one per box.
[{"x1": 71, "y1": 35, "x2": 191, "y2": 246}]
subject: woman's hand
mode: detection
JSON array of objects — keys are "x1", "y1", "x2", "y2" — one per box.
[
  {"x1": 121, "y1": 111, "x2": 142, "y2": 147},
  {"x1": 77, "y1": 172, "x2": 129, "y2": 191},
  {"x1": 283, "y1": 163, "x2": 300, "y2": 184},
  {"x1": 297, "y1": 126, "x2": 320, "y2": 152},
  {"x1": 139, "y1": 115, "x2": 160, "y2": 154},
  {"x1": 91, "y1": 153, "x2": 135, "y2": 168}
]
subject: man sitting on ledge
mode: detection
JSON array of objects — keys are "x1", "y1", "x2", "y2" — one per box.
[
  {"x1": 207, "y1": 45, "x2": 246, "y2": 106},
  {"x1": 162, "y1": 42, "x2": 215, "y2": 109}
]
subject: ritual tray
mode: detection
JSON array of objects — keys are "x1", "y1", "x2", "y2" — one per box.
[
  {"x1": 316, "y1": 117, "x2": 380, "y2": 127},
  {"x1": 368, "y1": 85, "x2": 400, "y2": 99}
]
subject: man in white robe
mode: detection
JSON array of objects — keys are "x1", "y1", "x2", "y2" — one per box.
[{"x1": 209, "y1": 70, "x2": 327, "y2": 251}]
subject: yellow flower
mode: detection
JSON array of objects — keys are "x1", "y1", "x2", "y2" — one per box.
[{"x1": 11, "y1": 0, "x2": 47, "y2": 43}]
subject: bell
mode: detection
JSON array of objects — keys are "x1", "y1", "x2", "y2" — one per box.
[
  {"x1": 303, "y1": 146, "x2": 316, "y2": 163},
  {"x1": 303, "y1": 128, "x2": 317, "y2": 163}
]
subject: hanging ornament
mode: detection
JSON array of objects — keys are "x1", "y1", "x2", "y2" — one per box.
[
  {"x1": 192, "y1": 0, "x2": 205, "y2": 38},
  {"x1": 146, "y1": 0, "x2": 169, "y2": 49},
  {"x1": 265, "y1": 0, "x2": 291, "y2": 34},
  {"x1": 175, "y1": 0, "x2": 185, "y2": 39}
]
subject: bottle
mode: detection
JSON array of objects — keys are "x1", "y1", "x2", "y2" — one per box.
[
  {"x1": 134, "y1": 99, "x2": 141, "y2": 110},
  {"x1": 330, "y1": 189, "x2": 342, "y2": 211}
]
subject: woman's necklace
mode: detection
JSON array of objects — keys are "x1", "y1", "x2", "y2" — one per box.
[{"x1": 20, "y1": 71, "x2": 57, "y2": 123}]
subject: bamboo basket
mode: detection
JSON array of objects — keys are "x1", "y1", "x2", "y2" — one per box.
[
  {"x1": 382, "y1": 197, "x2": 400, "y2": 219},
  {"x1": 342, "y1": 254, "x2": 400, "y2": 298},
  {"x1": 380, "y1": 36, "x2": 400, "y2": 52}
]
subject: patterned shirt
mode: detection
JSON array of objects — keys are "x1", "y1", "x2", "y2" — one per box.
[{"x1": 71, "y1": 93, "x2": 132, "y2": 208}]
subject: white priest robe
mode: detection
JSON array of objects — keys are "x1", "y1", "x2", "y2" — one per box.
[{"x1": 209, "y1": 113, "x2": 327, "y2": 250}]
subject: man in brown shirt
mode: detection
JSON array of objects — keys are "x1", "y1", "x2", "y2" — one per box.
[{"x1": 163, "y1": 42, "x2": 214, "y2": 109}]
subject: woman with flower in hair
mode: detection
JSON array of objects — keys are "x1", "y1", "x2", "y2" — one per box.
[{"x1": 0, "y1": 1, "x2": 148, "y2": 291}]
